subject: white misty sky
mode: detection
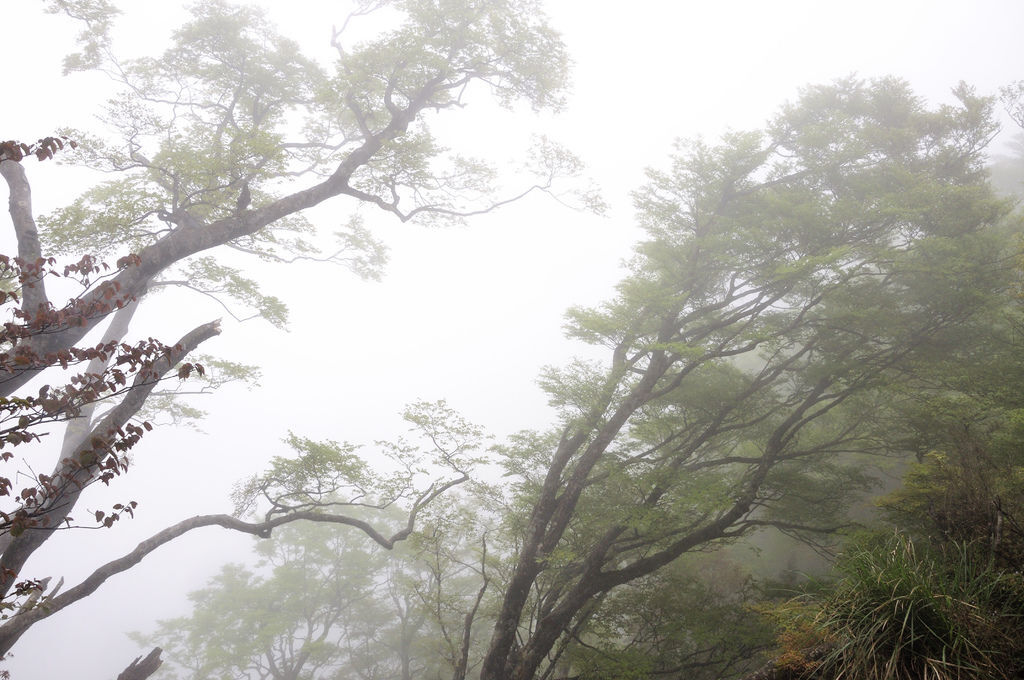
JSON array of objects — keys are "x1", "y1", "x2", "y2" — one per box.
[{"x1": 3, "y1": 1, "x2": 1024, "y2": 677}]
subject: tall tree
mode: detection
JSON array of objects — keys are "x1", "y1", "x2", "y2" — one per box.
[
  {"x1": 476, "y1": 77, "x2": 1017, "y2": 680},
  {"x1": 0, "y1": 0, "x2": 577, "y2": 667},
  {"x1": 134, "y1": 78, "x2": 1020, "y2": 680}
]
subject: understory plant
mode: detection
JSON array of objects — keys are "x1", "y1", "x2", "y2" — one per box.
[{"x1": 776, "y1": 533, "x2": 1024, "y2": 680}]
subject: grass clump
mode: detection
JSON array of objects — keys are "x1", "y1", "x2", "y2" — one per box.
[{"x1": 811, "y1": 532, "x2": 1024, "y2": 680}]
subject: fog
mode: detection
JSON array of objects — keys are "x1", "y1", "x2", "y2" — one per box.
[{"x1": 3, "y1": 1, "x2": 1024, "y2": 678}]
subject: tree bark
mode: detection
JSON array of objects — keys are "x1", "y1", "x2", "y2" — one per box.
[
  {"x1": 0, "y1": 159, "x2": 47, "y2": 314},
  {"x1": 116, "y1": 647, "x2": 162, "y2": 680}
]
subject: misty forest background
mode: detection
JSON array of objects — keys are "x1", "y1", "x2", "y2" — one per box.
[{"x1": 4, "y1": 1, "x2": 1024, "y2": 679}]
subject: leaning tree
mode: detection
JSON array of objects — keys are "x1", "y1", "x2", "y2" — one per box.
[
  {"x1": 140, "y1": 77, "x2": 1022, "y2": 680},
  {"x1": 0, "y1": 0, "x2": 582, "y2": 669},
  {"x1": 472, "y1": 78, "x2": 1019, "y2": 680}
]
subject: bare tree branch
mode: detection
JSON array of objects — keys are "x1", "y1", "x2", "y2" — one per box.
[
  {"x1": 0, "y1": 490, "x2": 468, "y2": 656},
  {"x1": 0, "y1": 319, "x2": 222, "y2": 599}
]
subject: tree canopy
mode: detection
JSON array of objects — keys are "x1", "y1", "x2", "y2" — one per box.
[
  {"x1": 475, "y1": 77, "x2": 1018, "y2": 680},
  {"x1": 0, "y1": 0, "x2": 581, "y2": 670},
  {"x1": 142, "y1": 76, "x2": 1024, "y2": 680},
  {"x1": 5, "y1": 2, "x2": 1024, "y2": 679}
]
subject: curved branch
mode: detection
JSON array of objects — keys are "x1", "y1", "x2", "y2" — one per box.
[
  {"x1": 0, "y1": 473, "x2": 466, "y2": 657},
  {"x1": 150, "y1": 280, "x2": 260, "y2": 323}
]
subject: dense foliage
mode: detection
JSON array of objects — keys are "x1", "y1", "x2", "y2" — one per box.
[
  {"x1": 140, "y1": 75, "x2": 1024, "y2": 680},
  {"x1": 471, "y1": 76, "x2": 1017, "y2": 680},
  {"x1": 6, "y1": 2, "x2": 1024, "y2": 679}
]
